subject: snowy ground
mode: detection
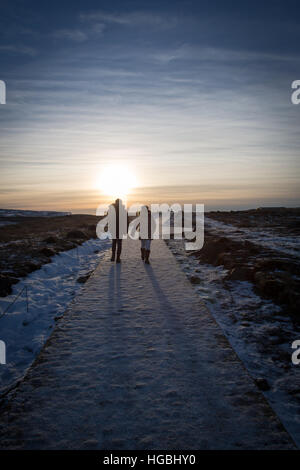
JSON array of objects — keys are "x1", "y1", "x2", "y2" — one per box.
[
  {"x1": 167, "y1": 237, "x2": 300, "y2": 447},
  {"x1": 205, "y1": 216, "x2": 300, "y2": 258},
  {"x1": 0, "y1": 238, "x2": 110, "y2": 395},
  {"x1": 0, "y1": 239, "x2": 294, "y2": 449}
]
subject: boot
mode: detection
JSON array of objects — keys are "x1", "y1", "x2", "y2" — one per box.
[
  {"x1": 141, "y1": 248, "x2": 145, "y2": 260},
  {"x1": 116, "y1": 256, "x2": 121, "y2": 263},
  {"x1": 111, "y1": 252, "x2": 115, "y2": 261},
  {"x1": 145, "y1": 250, "x2": 150, "y2": 264}
]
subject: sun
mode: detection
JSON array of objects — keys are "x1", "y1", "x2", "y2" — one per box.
[{"x1": 97, "y1": 164, "x2": 137, "y2": 201}]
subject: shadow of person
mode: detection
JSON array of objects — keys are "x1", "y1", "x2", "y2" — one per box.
[{"x1": 108, "y1": 263, "x2": 123, "y2": 312}]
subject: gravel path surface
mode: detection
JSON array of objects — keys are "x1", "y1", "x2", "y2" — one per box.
[{"x1": 0, "y1": 239, "x2": 295, "y2": 449}]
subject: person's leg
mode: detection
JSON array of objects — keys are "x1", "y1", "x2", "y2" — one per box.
[
  {"x1": 111, "y1": 239, "x2": 116, "y2": 261},
  {"x1": 116, "y1": 239, "x2": 122, "y2": 262},
  {"x1": 145, "y1": 240, "x2": 151, "y2": 264},
  {"x1": 141, "y1": 240, "x2": 145, "y2": 260}
]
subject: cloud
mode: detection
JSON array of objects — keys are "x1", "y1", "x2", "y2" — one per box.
[
  {"x1": 1, "y1": 6, "x2": 299, "y2": 212},
  {"x1": 52, "y1": 29, "x2": 88, "y2": 42},
  {"x1": 152, "y1": 44, "x2": 300, "y2": 65},
  {"x1": 79, "y1": 10, "x2": 176, "y2": 28},
  {"x1": 0, "y1": 44, "x2": 37, "y2": 56},
  {"x1": 52, "y1": 23, "x2": 105, "y2": 43},
  {"x1": 91, "y1": 23, "x2": 106, "y2": 34}
]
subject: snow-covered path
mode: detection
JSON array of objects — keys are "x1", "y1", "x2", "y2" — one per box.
[{"x1": 0, "y1": 240, "x2": 295, "y2": 449}]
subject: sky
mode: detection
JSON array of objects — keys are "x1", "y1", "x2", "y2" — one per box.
[{"x1": 0, "y1": 0, "x2": 299, "y2": 213}]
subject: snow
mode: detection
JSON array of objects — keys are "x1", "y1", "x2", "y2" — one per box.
[
  {"x1": 0, "y1": 238, "x2": 110, "y2": 395},
  {"x1": 205, "y1": 216, "x2": 300, "y2": 258},
  {"x1": 167, "y1": 238, "x2": 300, "y2": 448},
  {"x1": 0, "y1": 239, "x2": 294, "y2": 449}
]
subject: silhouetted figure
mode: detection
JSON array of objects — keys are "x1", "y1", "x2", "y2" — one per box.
[
  {"x1": 140, "y1": 205, "x2": 156, "y2": 264},
  {"x1": 111, "y1": 198, "x2": 123, "y2": 263}
]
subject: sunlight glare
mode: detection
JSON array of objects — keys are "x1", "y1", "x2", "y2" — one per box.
[{"x1": 97, "y1": 164, "x2": 137, "y2": 200}]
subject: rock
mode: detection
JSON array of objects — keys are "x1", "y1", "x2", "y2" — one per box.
[
  {"x1": 39, "y1": 247, "x2": 55, "y2": 257},
  {"x1": 289, "y1": 293, "x2": 300, "y2": 315},
  {"x1": 190, "y1": 275, "x2": 201, "y2": 285},
  {"x1": 66, "y1": 230, "x2": 86, "y2": 240},
  {"x1": 0, "y1": 275, "x2": 19, "y2": 297},
  {"x1": 216, "y1": 252, "x2": 235, "y2": 269},
  {"x1": 25, "y1": 262, "x2": 41, "y2": 273},
  {"x1": 255, "y1": 378, "x2": 270, "y2": 391},
  {"x1": 269, "y1": 336, "x2": 286, "y2": 345},
  {"x1": 43, "y1": 236, "x2": 57, "y2": 244},
  {"x1": 58, "y1": 241, "x2": 77, "y2": 251},
  {"x1": 287, "y1": 381, "x2": 300, "y2": 396},
  {"x1": 195, "y1": 237, "x2": 222, "y2": 263},
  {"x1": 242, "y1": 240, "x2": 258, "y2": 254},
  {"x1": 226, "y1": 266, "x2": 254, "y2": 282},
  {"x1": 77, "y1": 273, "x2": 92, "y2": 284},
  {"x1": 14, "y1": 264, "x2": 35, "y2": 277},
  {"x1": 256, "y1": 275, "x2": 286, "y2": 300},
  {"x1": 87, "y1": 224, "x2": 96, "y2": 233},
  {"x1": 11, "y1": 262, "x2": 41, "y2": 279},
  {"x1": 254, "y1": 258, "x2": 298, "y2": 275},
  {"x1": 254, "y1": 271, "x2": 265, "y2": 285}
]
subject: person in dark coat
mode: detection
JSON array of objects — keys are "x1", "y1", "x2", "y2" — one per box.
[{"x1": 111, "y1": 198, "x2": 126, "y2": 263}]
